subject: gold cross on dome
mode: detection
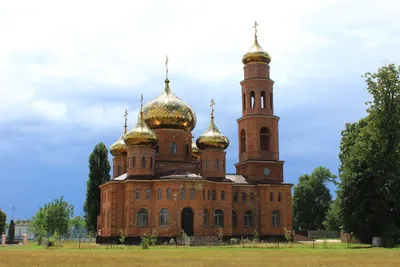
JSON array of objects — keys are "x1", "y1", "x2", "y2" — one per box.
[
  {"x1": 124, "y1": 109, "x2": 128, "y2": 128},
  {"x1": 165, "y1": 55, "x2": 169, "y2": 79},
  {"x1": 253, "y1": 21, "x2": 259, "y2": 37},
  {"x1": 140, "y1": 94, "x2": 144, "y2": 110},
  {"x1": 210, "y1": 99, "x2": 215, "y2": 117}
]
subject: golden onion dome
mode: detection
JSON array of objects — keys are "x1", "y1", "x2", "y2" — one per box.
[
  {"x1": 142, "y1": 79, "x2": 196, "y2": 132},
  {"x1": 242, "y1": 23, "x2": 271, "y2": 65},
  {"x1": 110, "y1": 134, "x2": 127, "y2": 157},
  {"x1": 196, "y1": 100, "x2": 229, "y2": 150},
  {"x1": 123, "y1": 98, "x2": 158, "y2": 148},
  {"x1": 192, "y1": 139, "x2": 201, "y2": 158}
]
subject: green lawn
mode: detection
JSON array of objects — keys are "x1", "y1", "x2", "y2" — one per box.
[{"x1": 1, "y1": 243, "x2": 400, "y2": 267}]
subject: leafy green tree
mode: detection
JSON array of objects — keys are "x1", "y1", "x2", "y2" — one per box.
[
  {"x1": 70, "y1": 216, "x2": 86, "y2": 230},
  {"x1": 30, "y1": 197, "x2": 74, "y2": 241},
  {"x1": 84, "y1": 142, "x2": 111, "y2": 234},
  {"x1": 292, "y1": 166, "x2": 336, "y2": 231},
  {"x1": 323, "y1": 198, "x2": 341, "y2": 231},
  {"x1": 338, "y1": 64, "x2": 400, "y2": 245},
  {"x1": 0, "y1": 210, "x2": 6, "y2": 234}
]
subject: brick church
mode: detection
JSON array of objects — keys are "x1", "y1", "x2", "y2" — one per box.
[{"x1": 97, "y1": 24, "x2": 293, "y2": 243}]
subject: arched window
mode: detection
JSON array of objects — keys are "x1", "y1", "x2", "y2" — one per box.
[
  {"x1": 167, "y1": 188, "x2": 171, "y2": 200},
  {"x1": 160, "y1": 208, "x2": 169, "y2": 227},
  {"x1": 222, "y1": 161, "x2": 225, "y2": 170},
  {"x1": 204, "y1": 209, "x2": 209, "y2": 227},
  {"x1": 185, "y1": 144, "x2": 189, "y2": 157},
  {"x1": 180, "y1": 188, "x2": 185, "y2": 200},
  {"x1": 270, "y1": 92, "x2": 273, "y2": 110},
  {"x1": 117, "y1": 165, "x2": 121, "y2": 176},
  {"x1": 250, "y1": 193, "x2": 255, "y2": 204},
  {"x1": 278, "y1": 193, "x2": 282, "y2": 202},
  {"x1": 240, "y1": 129, "x2": 246, "y2": 153},
  {"x1": 272, "y1": 210, "x2": 281, "y2": 227},
  {"x1": 244, "y1": 210, "x2": 253, "y2": 228},
  {"x1": 234, "y1": 192, "x2": 238, "y2": 203},
  {"x1": 221, "y1": 191, "x2": 226, "y2": 201},
  {"x1": 270, "y1": 192, "x2": 274, "y2": 202},
  {"x1": 132, "y1": 156, "x2": 136, "y2": 167},
  {"x1": 205, "y1": 159, "x2": 209, "y2": 169},
  {"x1": 250, "y1": 91, "x2": 255, "y2": 109},
  {"x1": 214, "y1": 209, "x2": 224, "y2": 228},
  {"x1": 142, "y1": 156, "x2": 146, "y2": 168},
  {"x1": 232, "y1": 210, "x2": 237, "y2": 228},
  {"x1": 203, "y1": 189, "x2": 205, "y2": 200},
  {"x1": 216, "y1": 159, "x2": 219, "y2": 170},
  {"x1": 261, "y1": 91, "x2": 266, "y2": 108},
  {"x1": 157, "y1": 189, "x2": 162, "y2": 200},
  {"x1": 170, "y1": 142, "x2": 177, "y2": 155},
  {"x1": 212, "y1": 190, "x2": 217, "y2": 201},
  {"x1": 208, "y1": 190, "x2": 210, "y2": 200},
  {"x1": 136, "y1": 208, "x2": 148, "y2": 227},
  {"x1": 260, "y1": 127, "x2": 270, "y2": 151},
  {"x1": 242, "y1": 192, "x2": 247, "y2": 204},
  {"x1": 243, "y1": 93, "x2": 246, "y2": 110},
  {"x1": 146, "y1": 189, "x2": 150, "y2": 200},
  {"x1": 190, "y1": 188, "x2": 195, "y2": 200},
  {"x1": 155, "y1": 144, "x2": 159, "y2": 154},
  {"x1": 150, "y1": 157, "x2": 153, "y2": 168},
  {"x1": 135, "y1": 189, "x2": 140, "y2": 200}
]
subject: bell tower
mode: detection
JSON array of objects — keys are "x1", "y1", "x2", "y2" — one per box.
[{"x1": 235, "y1": 22, "x2": 284, "y2": 183}]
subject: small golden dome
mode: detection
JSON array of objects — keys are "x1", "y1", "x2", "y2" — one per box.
[
  {"x1": 242, "y1": 37, "x2": 271, "y2": 65},
  {"x1": 123, "y1": 96, "x2": 158, "y2": 148},
  {"x1": 110, "y1": 134, "x2": 127, "y2": 157},
  {"x1": 142, "y1": 79, "x2": 197, "y2": 132},
  {"x1": 196, "y1": 99, "x2": 229, "y2": 150},
  {"x1": 192, "y1": 140, "x2": 201, "y2": 158}
]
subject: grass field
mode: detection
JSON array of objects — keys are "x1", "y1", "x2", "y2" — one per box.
[{"x1": 1, "y1": 243, "x2": 400, "y2": 267}]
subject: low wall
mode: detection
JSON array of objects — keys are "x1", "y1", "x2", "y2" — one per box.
[{"x1": 308, "y1": 230, "x2": 340, "y2": 239}]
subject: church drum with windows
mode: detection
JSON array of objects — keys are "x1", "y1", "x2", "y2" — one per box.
[{"x1": 97, "y1": 26, "x2": 293, "y2": 244}]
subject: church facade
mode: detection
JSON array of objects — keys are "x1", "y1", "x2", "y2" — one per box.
[{"x1": 97, "y1": 26, "x2": 293, "y2": 243}]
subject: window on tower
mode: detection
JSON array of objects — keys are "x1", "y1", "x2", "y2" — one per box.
[
  {"x1": 250, "y1": 91, "x2": 255, "y2": 108},
  {"x1": 216, "y1": 159, "x2": 219, "y2": 170},
  {"x1": 132, "y1": 156, "x2": 136, "y2": 168},
  {"x1": 171, "y1": 142, "x2": 177, "y2": 155},
  {"x1": 260, "y1": 127, "x2": 270, "y2": 151},
  {"x1": 150, "y1": 157, "x2": 153, "y2": 168},
  {"x1": 117, "y1": 165, "x2": 121, "y2": 176},
  {"x1": 243, "y1": 93, "x2": 246, "y2": 110},
  {"x1": 261, "y1": 91, "x2": 266, "y2": 108},
  {"x1": 240, "y1": 129, "x2": 246, "y2": 153},
  {"x1": 142, "y1": 156, "x2": 146, "y2": 168},
  {"x1": 270, "y1": 92, "x2": 273, "y2": 110},
  {"x1": 185, "y1": 144, "x2": 189, "y2": 157}
]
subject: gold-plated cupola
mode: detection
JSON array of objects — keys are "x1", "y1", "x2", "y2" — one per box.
[{"x1": 196, "y1": 99, "x2": 229, "y2": 150}]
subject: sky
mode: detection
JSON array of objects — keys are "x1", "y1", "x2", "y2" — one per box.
[{"x1": 0, "y1": 0, "x2": 399, "y2": 220}]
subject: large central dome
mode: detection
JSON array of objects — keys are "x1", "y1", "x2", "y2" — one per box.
[{"x1": 142, "y1": 78, "x2": 196, "y2": 132}]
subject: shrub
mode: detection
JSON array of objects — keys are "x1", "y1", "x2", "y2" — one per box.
[
  {"x1": 181, "y1": 230, "x2": 191, "y2": 246},
  {"x1": 140, "y1": 234, "x2": 150, "y2": 249},
  {"x1": 253, "y1": 229, "x2": 260, "y2": 242},
  {"x1": 149, "y1": 233, "x2": 158, "y2": 246},
  {"x1": 169, "y1": 238, "x2": 175, "y2": 246},
  {"x1": 217, "y1": 228, "x2": 224, "y2": 245},
  {"x1": 119, "y1": 229, "x2": 125, "y2": 244}
]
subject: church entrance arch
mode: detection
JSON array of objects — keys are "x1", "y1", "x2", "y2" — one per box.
[{"x1": 181, "y1": 207, "x2": 194, "y2": 236}]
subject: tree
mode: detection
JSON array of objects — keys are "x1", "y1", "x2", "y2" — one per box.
[
  {"x1": 84, "y1": 142, "x2": 111, "y2": 234},
  {"x1": 292, "y1": 166, "x2": 336, "y2": 231},
  {"x1": 323, "y1": 198, "x2": 341, "y2": 231},
  {"x1": 30, "y1": 197, "x2": 74, "y2": 241},
  {"x1": 70, "y1": 216, "x2": 86, "y2": 230},
  {"x1": 338, "y1": 64, "x2": 400, "y2": 245},
  {"x1": 0, "y1": 210, "x2": 6, "y2": 234}
]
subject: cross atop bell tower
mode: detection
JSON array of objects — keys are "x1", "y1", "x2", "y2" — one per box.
[{"x1": 235, "y1": 23, "x2": 284, "y2": 183}]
